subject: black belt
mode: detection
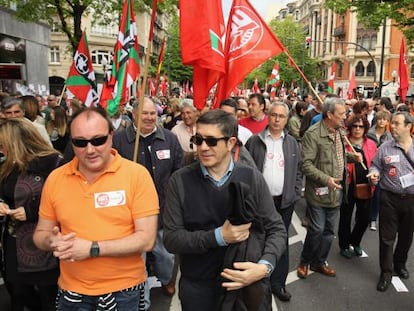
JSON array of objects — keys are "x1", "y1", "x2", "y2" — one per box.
[
  {"x1": 383, "y1": 189, "x2": 414, "y2": 199},
  {"x1": 273, "y1": 195, "x2": 282, "y2": 200}
]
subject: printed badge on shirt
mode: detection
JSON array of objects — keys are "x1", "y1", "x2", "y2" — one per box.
[
  {"x1": 94, "y1": 190, "x2": 126, "y2": 208},
  {"x1": 385, "y1": 155, "x2": 400, "y2": 164},
  {"x1": 156, "y1": 149, "x2": 171, "y2": 160}
]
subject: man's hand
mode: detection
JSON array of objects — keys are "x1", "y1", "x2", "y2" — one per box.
[
  {"x1": 222, "y1": 220, "x2": 251, "y2": 244},
  {"x1": 367, "y1": 172, "x2": 380, "y2": 185},
  {"x1": 353, "y1": 152, "x2": 363, "y2": 164},
  {"x1": 221, "y1": 262, "x2": 267, "y2": 291},
  {"x1": 327, "y1": 177, "x2": 342, "y2": 191}
]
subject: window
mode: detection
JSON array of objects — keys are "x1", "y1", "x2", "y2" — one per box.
[
  {"x1": 370, "y1": 35, "x2": 377, "y2": 50},
  {"x1": 362, "y1": 35, "x2": 370, "y2": 51},
  {"x1": 51, "y1": 22, "x2": 60, "y2": 33},
  {"x1": 367, "y1": 61, "x2": 375, "y2": 77},
  {"x1": 91, "y1": 50, "x2": 113, "y2": 65},
  {"x1": 337, "y1": 62, "x2": 343, "y2": 78},
  {"x1": 49, "y1": 46, "x2": 60, "y2": 63},
  {"x1": 355, "y1": 61, "x2": 365, "y2": 77}
]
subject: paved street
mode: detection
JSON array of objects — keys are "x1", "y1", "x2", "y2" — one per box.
[{"x1": 1, "y1": 197, "x2": 413, "y2": 310}]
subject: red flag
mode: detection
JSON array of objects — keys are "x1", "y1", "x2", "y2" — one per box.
[
  {"x1": 66, "y1": 31, "x2": 99, "y2": 107},
  {"x1": 327, "y1": 63, "x2": 336, "y2": 94},
  {"x1": 160, "y1": 72, "x2": 167, "y2": 96},
  {"x1": 180, "y1": 0, "x2": 226, "y2": 109},
  {"x1": 398, "y1": 38, "x2": 409, "y2": 102},
  {"x1": 347, "y1": 70, "x2": 356, "y2": 99},
  {"x1": 155, "y1": 37, "x2": 165, "y2": 92},
  {"x1": 214, "y1": 0, "x2": 285, "y2": 107},
  {"x1": 251, "y1": 78, "x2": 260, "y2": 93},
  {"x1": 149, "y1": 77, "x2": 156, "y2": 96},
  {"x1": 99, "y1": 0, "x2": 140, "y2": 116},
  {"x1": 148, "y1": 0, "x2": 161, "y2": 41},
  {"x1": 268, "y1": 62, "x2": 280, "y2": 87}
]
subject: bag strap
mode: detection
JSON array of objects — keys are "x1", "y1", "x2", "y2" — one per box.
[{"x1": 401, "y1": 149, "x2": 414, "y2": 170}]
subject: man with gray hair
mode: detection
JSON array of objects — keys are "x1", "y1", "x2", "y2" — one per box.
[
  {"x1": 297, "y1": 97, "x2": 362, "y2": 279},
  {"x1": 245, "y1": 102, "x2": 302, "y2": 301},
  {"x1": 171, "y1": 98, "x2": 199, "y2": 164}
]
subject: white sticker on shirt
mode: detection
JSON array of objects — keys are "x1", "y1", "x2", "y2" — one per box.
[
  {"x1": 385, "y1": 155, "x2": 400, "y2": 164},
  {"x1": 315, "y1": 187, "x2": 329, "y2": 196},
  {"x1": 156, "y1": 149, "x2": 171, "y2": 160},
  {"x1": 94, "y1": 190, "x2": 126, "y2": 208},
  {"x1": 400, "y1": 173, "x2": 414, "y2": 189}
]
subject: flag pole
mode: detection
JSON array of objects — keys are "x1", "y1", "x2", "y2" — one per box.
[
  {"x1": 283, "y1": 48, "x2": 323, "y2": 105},
  {"x1": 133, "y1": 0, "x2": 158, "y2": 162},
  {"x1": 57, "y1": 84, "x2": 67, "y2": 106}
]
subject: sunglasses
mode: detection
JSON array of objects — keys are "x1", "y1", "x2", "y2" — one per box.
[
  {"x1": 190, "y1": 134, "x2": 230, "y2": 147},
  {"x1": 352, "y1": 125, "x2": 364, "y2": 129},
  {"x1": 71, "y1": 135, "x2": 109, "y2": 148}
]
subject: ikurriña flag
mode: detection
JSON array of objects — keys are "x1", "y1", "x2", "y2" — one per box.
[
  {"x1": 180, "y1": 0, "x2": 226, "y2": 110},
  {"x1": 66, "y1": 31, "x2": 99, "y2": 107},
  {"x1": 99, "y1": 0, "x2": 140, "y2": 116},
  {"x1": 327, "y1": 63, "x2": 336, "y2": 94},
  {"x1": 268, "y1": 62, "x2": 280, "y2": 87},
  {"x1": 214, "y1": 0, "x2": 285, "y2": 106},
  {"x1": 398, "y1": 38, "x2": 409, "y2": 102}
]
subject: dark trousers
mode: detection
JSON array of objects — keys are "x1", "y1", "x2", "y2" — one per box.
[
  {"x1": 338, "y1": 183, "x2": 371, "y2": 250},
  {"x1": 270, "y1": 196, "x2": 294, "y2": 290},
  {"x1": 5, "y1": 281, "x2": 57, "y2": 311},
  {"x1": 379, "y1": 190, "x2": 414, "y2": 280},
  {"x1": 179, "y1": 277, "x2": 224, "y2": 311}
]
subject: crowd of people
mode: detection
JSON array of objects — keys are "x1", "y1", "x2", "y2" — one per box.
[{"x1": 0, "y1": 89, "x2": 413, "y2": 310}]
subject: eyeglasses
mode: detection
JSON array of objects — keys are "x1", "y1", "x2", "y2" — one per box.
[
  {"x1": 190, "y1": 133, "x2": 230, "y2": 147},
  {"x1": 352, "y1": 125, "x2": 364, "y2": 129},
  {"x1": 71, "y1": 135, "x2": 109, "y2": 148},
  {"x1": 269, "y1": 113, "x2": 287, "y2": 119}
]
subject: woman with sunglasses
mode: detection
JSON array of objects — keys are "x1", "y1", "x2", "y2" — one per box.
[
  {"x1": 0, "y1": 118, "x2": 64, "y2": 310},
  {"x1": 338, "y1": 114, "x2": 377, "y2": 259}
]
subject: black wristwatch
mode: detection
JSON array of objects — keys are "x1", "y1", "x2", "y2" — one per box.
[
  {"x1": 90, "y1": 241, "x2": 100, "y2": 258},
  {"x1": 264, "y1": 263, "x2": 272, "y2": 278}
]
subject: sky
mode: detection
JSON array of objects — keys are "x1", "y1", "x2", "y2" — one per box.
[{"x1": 222, "y1": 0, "x2": 289, "y2": 21}]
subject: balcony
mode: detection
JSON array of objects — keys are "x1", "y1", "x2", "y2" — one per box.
[{"x1": 333, "y1": 25, "x2": 346, "y2": 38}]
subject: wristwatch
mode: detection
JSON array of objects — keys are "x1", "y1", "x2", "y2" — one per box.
[
  {"x1": 264, "y1": 263, "x2": 273, "y2": 278},
  {"x1": 90, "y1": 241, "x2": 100, "y2": 258}
]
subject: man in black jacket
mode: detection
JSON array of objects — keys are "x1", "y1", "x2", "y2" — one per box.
[
  {"x1": 246, "y1": 102, "x2": 302, "y2": 302},
  {"x1": 163, "y1": 110, "x2": 286, "y2": 311}
]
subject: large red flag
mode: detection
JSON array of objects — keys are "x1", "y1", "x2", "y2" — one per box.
[
  {"x1": 180, "y1": 0, "x2": 226, "y2": 110},
  {"x1": 327, "y1": 63, "x2": 336, "y2": 94},
  {"x1": 347, "y1": 70, "x2": 356, "y2": 99},
  {"x1": 398, "y1": 38, "x2": 409, "y2": 102},
  {"x1": 66, "y1": 31, "x2": 99, "y2": 107},
  {"x1": 214, "y1": 0, "x2": 285, "y2": 106}
]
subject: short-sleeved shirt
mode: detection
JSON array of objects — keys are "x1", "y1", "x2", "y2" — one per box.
[{"x1": 39, "y1": 149, "x2": 159, "y2": 295}]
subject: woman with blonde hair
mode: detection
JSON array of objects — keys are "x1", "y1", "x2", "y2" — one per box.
[
  {"x1": 163, "y1": 97, "x2": 182, "y2": 130},
  {"x1": 0, "y1": 118, "x2": 64, "y2": 311},
  {"x1": 46, "y1": 106, "x2": 69, "y2": 153}
]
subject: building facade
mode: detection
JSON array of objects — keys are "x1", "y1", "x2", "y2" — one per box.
[
  {"x1": 279, "y1": 0, "x2": 414, "y2": 101},
  {"x1": 0, "y1": 7, "x2": 50, "y2": 95}
]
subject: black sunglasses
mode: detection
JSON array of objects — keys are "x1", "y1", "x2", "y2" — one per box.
[
  {"x1": 71, "y1": 135, "x2": 109, "y2": 148},
  {"x1": 190, "y1": 134, "x2": 230, "y2": 147}
]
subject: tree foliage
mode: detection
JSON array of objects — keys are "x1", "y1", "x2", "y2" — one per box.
[
  {"x1": 325, "y1": 0, "x2": 414, "y2": 45},
  {"x1": 162, "y1": 14, "x2": 192, "y2": 83},
  {"x1": 246, "y1": 16, "x2": 321, "y2": 95},
  {"x1": 0, "y1": 0, "x2": 178, "y2": 52}
]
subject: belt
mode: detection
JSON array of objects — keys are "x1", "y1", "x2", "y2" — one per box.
[
  {"x1": 272, "y1": 195, "x2": 282, "y2": 200},
  {"x1": 383, "y1": 190, "x2": 414, "y2": 199}
]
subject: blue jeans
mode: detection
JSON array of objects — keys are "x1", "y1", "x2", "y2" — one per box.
[
  {"x1": 56, "y1": 283, "x2": 145, "y2": 311},
  {"x1": 300, "y1": 203, "x2": 339, "y2": 266}
]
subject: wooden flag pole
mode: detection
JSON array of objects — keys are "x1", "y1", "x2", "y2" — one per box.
[
  {"x1": 133, "y1": 0, "x2": 158, "y2": 162},
  {"x1": 283, "y1": 48, "x2": 323, "y2": 105},
  {"x1": 57, "y1": 84, "x2": 67, "y2": 107}
]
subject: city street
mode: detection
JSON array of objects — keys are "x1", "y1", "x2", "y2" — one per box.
[{"x1": 1, "y1": 197, "x2": 413, "y2": 310}]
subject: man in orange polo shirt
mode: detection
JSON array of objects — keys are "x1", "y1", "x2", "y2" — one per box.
[{"x1": 33, "y1": 107, "x2": 159, "y2": 310}]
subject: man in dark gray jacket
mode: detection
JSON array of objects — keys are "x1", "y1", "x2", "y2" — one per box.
[{"x1": 246, "y1": 102, "x2": 302, "y2": 302}]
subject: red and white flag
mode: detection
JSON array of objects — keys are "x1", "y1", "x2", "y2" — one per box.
[
  {"x1": 214, "y1": 0, "x2": 285, "y2": 106},
  {"x1": 398, "y1": 38, "x2": 409, "y2": 102}
]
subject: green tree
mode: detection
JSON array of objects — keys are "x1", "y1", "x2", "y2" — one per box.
[
  {"x1": 162, "y1": 14, "x2": 192, "y2": 84},
  {"x1": 325, "y1": 0, "x2": 414, "y2": 44},
  {"x1": 246, "y1": 16, "x2": 321, "y2": 95},
  {"x1": 0, "y1": 0, "x2": 178, "y2": 52}
]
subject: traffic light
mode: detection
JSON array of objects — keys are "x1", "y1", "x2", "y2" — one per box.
[{"x1": 305, "y1": 36, "x2": 311, "y2": 49}]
